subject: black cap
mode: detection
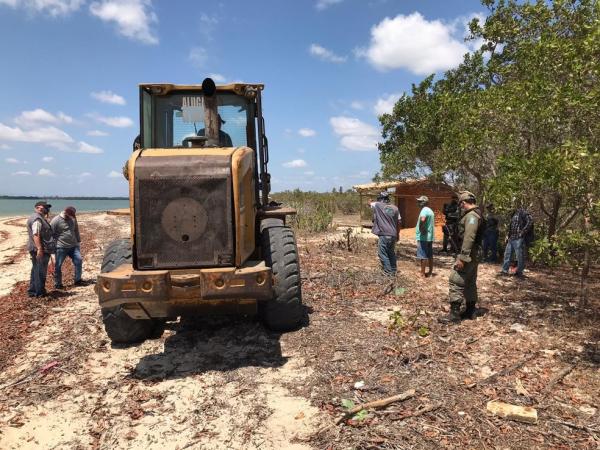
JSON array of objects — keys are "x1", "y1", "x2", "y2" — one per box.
[{"x1": 35, "y1": 201, "x2": 52, "y2": 208}]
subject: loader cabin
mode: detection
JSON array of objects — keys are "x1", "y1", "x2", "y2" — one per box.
[
  {"x1": 138, "y1": 79, "x2": 263, "y2": 151},
  {"x1": 128, "y1": 79, "x2": 278, "y2": 271}
]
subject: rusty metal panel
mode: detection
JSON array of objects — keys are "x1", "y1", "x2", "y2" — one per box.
[{"x1": 134, "y1": 153, "x2": 233, "y2": 269}]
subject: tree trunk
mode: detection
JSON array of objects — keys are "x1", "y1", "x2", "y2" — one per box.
[{"x1": 580, "y1": 210, "x2": 591, "y2": 308}]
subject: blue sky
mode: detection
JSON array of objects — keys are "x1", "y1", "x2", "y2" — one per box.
[{"x1": 0, "y1": 0, "x2": 483, "y2": 196}]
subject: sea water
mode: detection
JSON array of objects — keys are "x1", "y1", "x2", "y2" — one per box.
[{"x1": 0, "y1": 198, "x2": 130, "y2": 218}]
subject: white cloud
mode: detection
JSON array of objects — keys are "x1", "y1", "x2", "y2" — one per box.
[
  {"x1": 304, "y1": 171, "x2": 315, "y2": 176},
  {"x1": 75, "y1": 172, "x2": 93, "y2": 182},
  {"x1": 38, "y1": 168, "x2": 57, "y2": 177},
  {"x1": 89, "y1": 0, "x2": 158, "y2": 45},
  {"x1": 297, "y1": 148, "x2": 306, "y2": 154},
  {"x1": 0, "y1": 0, "x2": 84, "y2": 16},
  {"x1": 358, "y1": 12, "x2": 470, "y2": 74},
  {"x1": 316, "y1": 0, "x2": 343, "y2": 11},
  {"x1": 93, "y1": 115, "x2": 134, "y2": 128},
  {"x1": 208, "y1": 73, "x2": 226, "y2": 83},
  {"x1": 374, "y1": 93, "x2": 402, "y2": 116},
  {"x1": 87, "y1": 129, "x2": 109, "y2": 136},
  {"x1": 107, "y1": 170, "x2": 122, "y2": 178},
  {"x1": 298, "y1": 128, "x2": 316, "y2": 137},
  {"x1": 0, "y1": 144, "x2": 10, "y2": 150},
  {"x1": 5, "y1": 157, "x2": 19, "y2": 164},
  {"x1": 12, "y1": 171, "x2": 31, "y2": 176},
  {"x1": 330, "y1": 116, "x2": 379, "y2": 151},
  {"x1": 350, "y1": 101, "x2": 364, "y2": 110},
  {"x1": 283, "y1": 159, "x2": 308, "y2": 168},
  {"x1": 78, "y1": 141, "x2": 104, "y2": 154},
  {"x1": 188, "y1": 47, "x2": 208, "y2": 68},
  {"x1": 309, "y1": 44, "x2": 347, "y2": 63},
  {"x1": 42, "y1": 156, "x2": 54, "y2": 162},
  {"x1": 91, "y1": 90, "x2": 126, "y2": 105},
  {"x1": 14, "y1": 109, "x2": 73, "y2": 128},
  {"x1": 0, "y1": 123, "x2": 74, "y2": 145}
]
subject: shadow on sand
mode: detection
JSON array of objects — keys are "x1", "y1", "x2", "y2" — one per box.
[{"x1": 131, "y1": 307, "x2": 311, "y2": 380}]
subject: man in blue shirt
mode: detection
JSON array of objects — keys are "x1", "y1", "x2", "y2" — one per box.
[
  {"x1": 370, "y1": 191, "x2": 401, "y2": 276},
  {"x1": 416, "y1": 195, "x2": 435, "y2": 277}
]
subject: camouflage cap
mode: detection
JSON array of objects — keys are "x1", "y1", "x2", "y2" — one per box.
[
  {"x1": 458, "y1": 191, "x2": 476, "y2": 203},
  {"x1": 416, "y1": 195, "x2": 429, "y2": 203}
]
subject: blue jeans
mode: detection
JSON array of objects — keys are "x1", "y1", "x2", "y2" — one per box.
[
  {"x1": 28, "y1": 251, "x2": 50, "y2": 297},
  {"x1": 502, "y1": 238, "x2": 525, "y2": 275},
  {"x1": 378, "y1": 236, "x2": 397, "y2": 275},
  {"x1": 483, "y1": 230, "x2": 498, "y2": 262},
  {"x1": 54, "y1": 246, "x2": 83, "y2": 287}
]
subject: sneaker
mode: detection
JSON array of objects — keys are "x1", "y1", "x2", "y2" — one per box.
[
  {"x1": 497, "y1": 271, "x2": 509, "y2": 277},
  {"x1": 73, "y1": 279, "x2": 90, "y2": 286},
  {"x1": 54, "y1": 284, "x2": 65, "y2": 290}
]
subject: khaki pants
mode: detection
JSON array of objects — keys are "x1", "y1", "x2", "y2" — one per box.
[{"x1": 449, "y1": 259, "x2": 479, "y2": 308}]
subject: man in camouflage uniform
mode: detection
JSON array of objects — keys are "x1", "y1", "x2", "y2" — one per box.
[{"x1": 439, "y1": 191, "x2": 482, "y2": 324}]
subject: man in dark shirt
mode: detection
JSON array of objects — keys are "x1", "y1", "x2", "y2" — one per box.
[
  {"x1": 482, "y1": 204, "x2": 500, "y2": 262},
  {"x1": 26, "y1": 201, "x2": 55, "y2": 297},
  {"x1": 442, "y1": 194, "x2": 459, "y2": 253},
  {"x1": 370, "y1": 191, "x2": 401, "y2": 276},
  {"x1": 499, "y1": 207, "x2": 532, "y2": 277},
  {"x1": 197, "y1": 114, "x2": 233, "y2": 147}
]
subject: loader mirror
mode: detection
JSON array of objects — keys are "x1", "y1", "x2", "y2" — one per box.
[{"x1": 202, "y1": 78, "x2": 216, "y2": 97}]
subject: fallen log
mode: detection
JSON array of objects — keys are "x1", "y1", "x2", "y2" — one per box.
[
  {"x1": 335, "y1": 389, "x2": 415, "y2": 425},
  {"x1": 486, "y1": 401, "x2": 538, "y2": 424}
]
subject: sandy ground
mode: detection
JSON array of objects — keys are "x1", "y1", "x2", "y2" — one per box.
[
  {"x1": 0, "y1": 214, "x2": 323, "y2": 450},
  {"x1": 0, "y1": 216, "x2": 31, "y2": 297},
  {"x1": 0, "y1": 214, "x2": 598, "y2": 449}
]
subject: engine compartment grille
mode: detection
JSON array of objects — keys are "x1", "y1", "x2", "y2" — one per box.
[{"x1": 134, "y1": 154, "x2": 233, "y2": 269}]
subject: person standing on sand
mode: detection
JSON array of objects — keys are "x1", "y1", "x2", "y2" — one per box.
[
  {"x1": 51, "y1": 206, "x2": 83, "y2": 289},
  {"x1": 439, "y1": 191, "x2": 483, "y2": 324},
  {"x1": 370, "y1": 191, "x2": 401, "y2": 276},
  {"x1": 26, "y1": 201, "x2": 55, "y2": 297},
  {"x1": 415, "y1": 195, "x2": 435, "y2": 277}
]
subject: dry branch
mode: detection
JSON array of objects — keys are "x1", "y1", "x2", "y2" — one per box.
[
  {"x1": 468, "y1": 352, "x2": 539, "y2": 389},
  {"x1": 388, "y1": 402, "x2": 442, "y2": 421},
  {"x1": 335, "y1": 389, "x2": 416, "y2": 425},
  {"x1": 542, "y1": 363, "x2": 576, "y2": 396}
]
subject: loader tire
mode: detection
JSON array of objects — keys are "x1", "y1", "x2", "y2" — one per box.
[
  {"x1": 99, "y1": 239, "x2": 159, "y2": 344},
  {"x1": 260, "y1": 220, "x2": 303, "y2": 331}
]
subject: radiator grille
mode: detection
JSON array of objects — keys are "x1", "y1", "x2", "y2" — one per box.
[{"x1": 134, "y1": 158, "x2": 233, "y2": 269}]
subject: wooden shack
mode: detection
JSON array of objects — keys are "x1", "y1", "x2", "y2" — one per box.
[{"x1": 353, "y1": 179, "x2": 456, "y2": 229}]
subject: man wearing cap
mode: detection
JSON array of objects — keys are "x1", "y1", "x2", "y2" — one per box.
[
  {"x1": 370, "y1": 191, "x2": 401, "y2": 276},
  {"x1": 26, "y1": 201, "x2": 55, "y2": 297},
  {"x1": 440, "y1": 191, "x2": 483, "y2": 324},
  {"x1": 197, "y1": 114, "x2": 233, "y2": 147},
  {"x1": 415, "y1": 195, "x2": 435, "y2": 277},
  {"x1": 50, "y1": 206, "x2": 83, "y2": 289}
]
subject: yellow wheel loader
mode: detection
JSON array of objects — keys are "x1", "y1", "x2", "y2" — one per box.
[{"x1": 96, "y1": 78, "x2": 302, "y2": 344}]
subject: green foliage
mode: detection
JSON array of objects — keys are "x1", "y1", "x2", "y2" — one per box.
[
  {"x1": 341, "y1": 399, "x2": 355, "y2": 410},
  {"x1": 352, "y1": 409, "x2": 369, "y2": 421},
  {"x1": 388, "y1": 310, "x2": 405, "y2": 333},
  {"x1": 378, "y1": 0, "x2": 600, "y2": 277},
  {"x1": 271, "y1": 190, "x2": 361, "y2": 232},
  {"x1": 417, "y1": 326, "x2": 430, "y2": 338}
]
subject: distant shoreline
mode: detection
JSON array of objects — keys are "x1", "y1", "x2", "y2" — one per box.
[{"x1": 0, "y1": 196, "x2": 128, "y2": 200}]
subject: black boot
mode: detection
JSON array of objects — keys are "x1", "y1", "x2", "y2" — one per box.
[
  {"x1": 461, "y1": 303, "x2": 477, "y2": 320},
  {"x1": 438, "y1": 302, "x2": 462, "y2": 324}
]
